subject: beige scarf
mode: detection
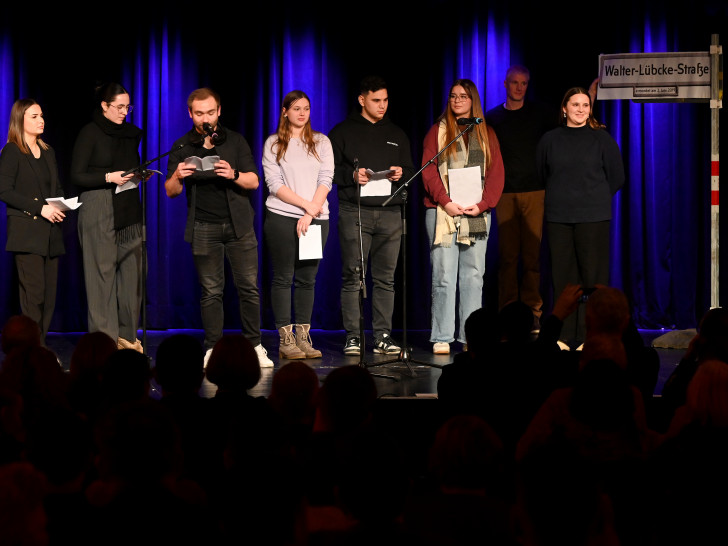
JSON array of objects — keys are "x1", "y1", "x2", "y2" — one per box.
[{"x1": 434, "y1": 121, "x2": 488, "y2": 247}]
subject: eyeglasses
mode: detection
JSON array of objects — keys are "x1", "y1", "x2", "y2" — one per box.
[
  {"x1": 108, "y1": 104, "x2": 134, "y2": 114},
  {"x1": 449, "y1": 94, "x2": 471, "y2": 102}
]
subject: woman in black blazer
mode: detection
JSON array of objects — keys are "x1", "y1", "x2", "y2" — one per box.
[{"x1": 0, "y1": 99, "x2": 66, "y2": 344}]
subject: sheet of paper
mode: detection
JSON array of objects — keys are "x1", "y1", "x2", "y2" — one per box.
[
  {"x1": 115, "y1": 180, "x2": 139, "y2": 194},
  {"x1": 46, "y1": 197, "x2": 82, "y2": 211},
  {"x1": 448, "y1": 166, "x2": 482, "y2": 208},
  {"x1": 299, "y1": 224, "x2": 323, "y2": 260},
  {"x1": 360, "y1": 179, "x2": 392, "y2": 197},
  {"x1": 115, "y1": 169, "x2": 162, "y2": 194}
]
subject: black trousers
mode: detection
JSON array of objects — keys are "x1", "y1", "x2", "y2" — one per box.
[
  {"x1": 263, "y1": 210, "x2": 329, "y2": 329},
  {"x1": 15, "y1": 252, "x2": 58, "y2": 345},
  {"x1": 547, "y1": 220, "x2": 610, "y2": 345}
]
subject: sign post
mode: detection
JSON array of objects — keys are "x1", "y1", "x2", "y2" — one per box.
[
  {"x1": 710, "y1": 34, "x2": 722, "y2": 309},
  {"x1": 598, "y1": 34, "x2": 722, "y2": 312}
]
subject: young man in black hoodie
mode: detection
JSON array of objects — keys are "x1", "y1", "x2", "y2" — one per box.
[{"x1": 328, "y1": 76, "x2": 415, "y2": 356}]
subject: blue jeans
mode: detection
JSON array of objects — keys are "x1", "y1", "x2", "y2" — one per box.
[
  {"x1": 191, "y1": 221, "x2": 261, "y2": 349},
  {"x1": 425, "y1": 208, "x2": 489, "y2": 344}
]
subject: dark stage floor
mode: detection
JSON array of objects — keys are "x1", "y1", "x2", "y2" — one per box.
[{"x1": 21, "y1": 328, "x2": 686, "y2": 400}]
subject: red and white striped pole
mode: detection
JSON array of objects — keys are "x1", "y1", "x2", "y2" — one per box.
[{"x1": 710, "y1": 33, "x2": 722, "y2": 309}]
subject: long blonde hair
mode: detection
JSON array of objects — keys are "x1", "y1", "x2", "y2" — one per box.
[
  {"x1": 437, "y1": 79, "x2": 491, "y2": 168},
  {"x1": 271, "y1": 90, "x2": 320, "y2": 163},
  {"x1": 7, "y1": 99, "x2": 48, "y2": 155}
]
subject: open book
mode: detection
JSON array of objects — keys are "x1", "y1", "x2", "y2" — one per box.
[{"x1": 184, "y1": 155, "x2": 220, "y2": 171}]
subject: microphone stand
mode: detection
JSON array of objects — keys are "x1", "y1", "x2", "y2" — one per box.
[
  {"x1": 353, "y1": 158, "x2": 397, "y2": 381},
  {"x1": 376, "y1": 120, "x2": 479, "y2": 375},
  {"x1": 121, "y1": 142, "x2": 185, "y2": 354}
]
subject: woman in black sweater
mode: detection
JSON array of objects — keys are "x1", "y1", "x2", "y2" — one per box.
[
  {"x1": 71, "y1": 83, "x2": 145, "y2": 352},
  {"x1": 0, "y1": 99, "x2": 65, "y2": 344},
  {"x1": 537, "y1": 87, "x2": 625, "y2": 348}
]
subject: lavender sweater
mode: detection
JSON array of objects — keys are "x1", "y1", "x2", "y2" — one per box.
[{"x1": 262, "y1": 133, "x2": 334, "y2": 219}]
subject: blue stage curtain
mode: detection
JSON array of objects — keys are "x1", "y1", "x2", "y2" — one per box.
[
  {"x1": 0, "y1": 6, "x2": 721, "y2": 336},
  {"x1": 0, "y1": 34, "x2": 16, "y2": 321},
  {"x1": 602, "y1": 20, "x2": 713, "y2": 329}
]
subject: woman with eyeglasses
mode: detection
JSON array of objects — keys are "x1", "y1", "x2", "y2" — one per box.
[
  {"x1": 0, "y1": 99, "x2": 66, "y2": 345},
  {"x1": 71, "y1": 82, "x2": 145, "y2": 353},
  {"x1": 421, "y1": 79, "x2": 504, "y2": 355}
]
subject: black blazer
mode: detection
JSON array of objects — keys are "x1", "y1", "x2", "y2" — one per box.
[{"x1": 0, "y1": 142, "x2": 65, "y2": 257}]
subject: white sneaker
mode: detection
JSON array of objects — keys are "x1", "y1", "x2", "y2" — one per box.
[
  {"x1": 255, "y1": 344, "x2": 274, "y2": 368},
  {"x1": 433, "y1": 342, "x2": 450, "y2": 354},
  {"x1": 203, "y1": 348, "x2": 212, "y2": 369}
]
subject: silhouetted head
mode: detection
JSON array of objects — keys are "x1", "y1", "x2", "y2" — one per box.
[
  {"x1": 268, "y1": 361, "x2": 320, "y2": 425},
  {"x1": 1, "y1": 315, "x2": 41, "y2": 354},
  {"x1": 315, "y1": 365, "x2": 377, "y2": 433},
  {"x1": 685, "y1": 359, "x2": 728, "y2": 427},
  {"x1": 69, "y1": 331, "x2": 117, "y2": 380},
  {"x1": 464, "y1": 307, "x2": 499, "y2": 356},
  {"x1": 499, "y1": 301, "x2": 535, "y2": 343},
  {"x1": 205, "y1": 335, "x2": 260, "y2": 392},
  {"x1": 154, "y1": 334, "x2": 205, "y2": 394},
  {"x1": 429, "y1": 414, "x2": 504, "y2": 492},
  {"x1": 585, "y1": 286, "x2": 630, "y2": 338},
  {"x1": 100, "y1": 349, "x2": 152, "y2": 406},
  {"x1": 695, "y1": 307, "x2": 728, "y2": 362}
]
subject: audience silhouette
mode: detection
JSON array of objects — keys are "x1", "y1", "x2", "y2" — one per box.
[
  {"x1": 659, "y1": 306, "x2": 728, "y2": 431},
  {"x1": 66, "y1": 331, "x2": 118, "y2": 424},
  {"x1": 0, "y1": 302, "x2": 725, "y2": 545}
]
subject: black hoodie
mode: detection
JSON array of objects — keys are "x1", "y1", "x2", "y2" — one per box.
[{"x1": 328, "y1": 113, "x2": 415, "y2": 209}]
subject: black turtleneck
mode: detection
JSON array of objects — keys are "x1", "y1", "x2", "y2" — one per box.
[{"x1": 71, "y1": 110, "x2": 144, "y2": 231}]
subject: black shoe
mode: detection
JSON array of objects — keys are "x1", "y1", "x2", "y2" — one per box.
[
  {"x1": 373, "y1": 334, "x2": 401, "y2": 355},
  {"x1": 343, "y1": 336, "x2": 361, "y2": 356}
]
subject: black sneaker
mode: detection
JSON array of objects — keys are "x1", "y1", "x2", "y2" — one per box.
[
  {"x1": 343, "y1": 336, "x2": 361, "y2": 356},
  {"x1": 373, "y1": 334, "x2": 401, "y2": 355}
]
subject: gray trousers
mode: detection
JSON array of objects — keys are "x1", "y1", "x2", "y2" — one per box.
[{"x1": 78, "y1": 189, "x2": 142, "y2": 342}]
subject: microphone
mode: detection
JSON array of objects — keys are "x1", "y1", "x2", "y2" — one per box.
[
  {"x1": 353, "y1": 157, "x2": 359, "y2": 182},
  {"x1": 202, "y1": 122, "x2": 219, "y2": 141},
  {"x1": 456, "y1": 117, "x2": 484, "y2": 126}
]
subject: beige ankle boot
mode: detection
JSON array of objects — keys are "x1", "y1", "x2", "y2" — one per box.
[
  {"x1": 118, "y1": 337, "x2": 144, "y2": 353},
  {"x1": 295, "y1": 324, "x2": 322, "y2": 358},
  {"x1": 278, "y1": 325, "x2": 306, "y2": 359}
]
